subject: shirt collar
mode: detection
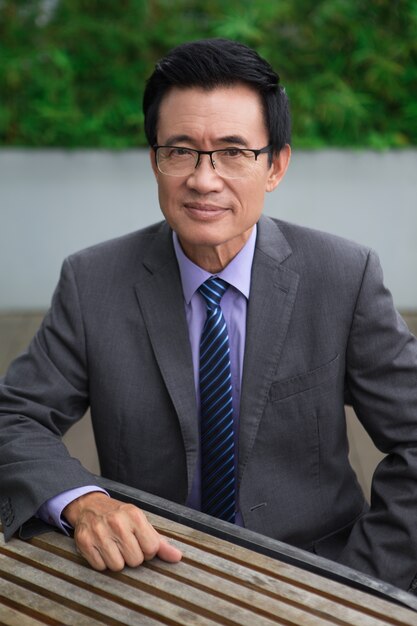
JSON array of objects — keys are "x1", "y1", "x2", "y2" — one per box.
[{"x1": 173, "y1": 225, "x2": 257, "y2": 304}]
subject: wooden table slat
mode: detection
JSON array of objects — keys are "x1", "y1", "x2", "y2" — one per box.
[
  {"x1": 33, "y1": 538, "x2": 336, "y2": 626},
  {"x1": 147, "y1": 539, "x2": 394, "y2": 626},
  {"x1": 0, "y1": 603, "x2": 47, "y2": 626},
  {"x1": 0, "y1": 576, "x2": 105, "y2": 626},
  {"x1": 148, "y1": 512, "x2": 417, "y2": 625},
  {"x1": 28, "y1": 525, "x2": 416, "y2": 626},
  {"x1": 0, "y1": 551, "x2": 165, "y2": 626},
  {"x1": 1, "y1": 536, "x2": 300, "y2": 626}
]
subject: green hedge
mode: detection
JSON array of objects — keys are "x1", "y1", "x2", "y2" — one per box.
[{"x1": 1, "y1": 0, "x2": 417, "y2": 148}]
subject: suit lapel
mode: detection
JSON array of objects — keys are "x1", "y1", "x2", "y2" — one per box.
[
  {"x1": 239, "y1": 216, "x2": 299, "y2": 480},
  {"x1": 134, "y1": 223, "x2": 198, "y2": 494}
]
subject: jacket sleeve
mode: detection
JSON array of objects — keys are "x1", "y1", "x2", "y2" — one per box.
[
  {"x1": 338, "y1": 249, "x2": 417, "y2": 590},
  {"x1": 0, "y1": 257, "x2": 99, "y2": 540}
]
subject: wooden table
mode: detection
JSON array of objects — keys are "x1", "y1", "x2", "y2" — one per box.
[{"x1": 1, "y1": 478, "x2": 417, "y2": 625}]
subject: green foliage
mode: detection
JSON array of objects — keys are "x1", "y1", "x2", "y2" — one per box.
[{"x1": 1, "y1": 0, "x2": 417, "y2": 148}]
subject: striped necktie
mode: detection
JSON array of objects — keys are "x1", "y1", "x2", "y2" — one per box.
[{"x1": 198, "y1": 277, "x2": 236, "y2": 523}]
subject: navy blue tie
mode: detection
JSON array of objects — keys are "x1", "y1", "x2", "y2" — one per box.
[{"x1": 198, "y1": 277, "x2": 236, "y2": 523}]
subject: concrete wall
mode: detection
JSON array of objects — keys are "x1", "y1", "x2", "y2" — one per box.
[{"x1": 1, "y1": 148, "x2": 416, "y2": 311}]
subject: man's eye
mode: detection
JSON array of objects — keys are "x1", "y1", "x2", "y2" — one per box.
[
  {"x1": 220, "y1": 148, "x2": 244, "y2": 158},
  {"x1": 169, "y1": 147, "x2": 193, "y2": 157}
]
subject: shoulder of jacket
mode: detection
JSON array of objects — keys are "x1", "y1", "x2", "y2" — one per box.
[
  {"x1": 270, "y1": 217, "x2": 372, "y2": 262},
  {"x1": 65, "y1": 220, "x2": 169, "y2": 268}
]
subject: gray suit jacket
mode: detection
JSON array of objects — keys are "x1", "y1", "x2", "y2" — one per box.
[{"x1": 1, "y1": 216, "x2": 417, "y2": 589}]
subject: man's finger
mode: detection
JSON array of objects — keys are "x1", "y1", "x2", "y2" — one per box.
[
  {"x1": 75, "y1": 536, "x2": 108, "y2": 572},
  {"x1": 75, "y1": 518, "x2": 131, "y2": 571},
  {"x1": 156, "y1": 536, "x2": 182, "y2": 562}
]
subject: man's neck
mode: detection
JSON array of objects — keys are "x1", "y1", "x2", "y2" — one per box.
[{"x1": 178, "y1": 227, "x2": 254, "y2": 273}]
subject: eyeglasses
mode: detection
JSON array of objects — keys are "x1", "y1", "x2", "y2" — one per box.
[{"x1": 153, "y1": 145, "x2": 272, "y2": 179}]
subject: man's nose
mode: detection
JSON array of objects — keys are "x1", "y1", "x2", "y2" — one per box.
[{"x1": 186, "y1": 153, "x2": 223, "y2": 192}]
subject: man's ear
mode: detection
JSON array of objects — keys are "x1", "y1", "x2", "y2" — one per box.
[{"x1": 265, "y1": 144, "x2": 291, "y2": 192}]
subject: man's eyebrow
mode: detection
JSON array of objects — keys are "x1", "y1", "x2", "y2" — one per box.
[
  {"x1": 161, "y1": 134, "x2": 250, "y2": 147},
  {"x1": 164, "y1": 134, "x2": 192, "y2": 145},
  {"x1": 218, "y1": 135, "x2": 249, "y2": 146}
]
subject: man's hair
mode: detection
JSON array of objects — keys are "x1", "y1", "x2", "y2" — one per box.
[{"x1": 143, "y1": 38, "x2": 291, "y2": 154}]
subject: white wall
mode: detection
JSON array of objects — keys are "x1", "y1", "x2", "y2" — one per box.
[{"x1": 1, "y1": 148, "x2": 416, "y2": 310}]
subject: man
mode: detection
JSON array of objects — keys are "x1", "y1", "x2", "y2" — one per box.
[{"x1": 1, "y1": 38, "x2": 417, "y2": 590}]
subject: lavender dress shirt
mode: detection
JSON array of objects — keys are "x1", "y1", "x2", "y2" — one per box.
[{"x1": 38, "y1": 225, "x2": 256, "y2": 531}]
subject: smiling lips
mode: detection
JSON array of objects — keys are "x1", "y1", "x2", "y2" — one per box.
[{"x1": 183, "y1": 202, "x2": 229, "y2": 218}]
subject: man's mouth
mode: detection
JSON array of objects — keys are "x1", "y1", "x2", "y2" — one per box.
[{"x1": 183, "y1": 202, "x2": 229, "y2": 218}]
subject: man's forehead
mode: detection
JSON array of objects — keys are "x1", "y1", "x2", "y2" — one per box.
[{"x1": 156, "y1": 84, "x2": 267, "y2": 142}]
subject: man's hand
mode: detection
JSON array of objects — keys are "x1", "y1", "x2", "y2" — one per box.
[{"x1": 63, "y1": 492, "x2": 182, "y2": 571}]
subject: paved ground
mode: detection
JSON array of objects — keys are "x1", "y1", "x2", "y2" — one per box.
[{"x1": 1, "y1": 310, "x2": 417, "y2": 498}]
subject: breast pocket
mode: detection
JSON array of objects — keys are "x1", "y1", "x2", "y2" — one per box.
[{"x1": 269, "y1": 354, "x2": 340, "y2": 403}]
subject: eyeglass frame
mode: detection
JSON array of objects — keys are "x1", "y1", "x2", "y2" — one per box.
[{"x1": 152, "y1": 144, "x2": 273, "y2": 178}]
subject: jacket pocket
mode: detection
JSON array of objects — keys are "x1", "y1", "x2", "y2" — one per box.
[
  {"x1": 269, "y1": 354, "x2": 340, "y2": 402},
  {"x1": 310, "y1": 500, "x2": 368, "y2": 560}
]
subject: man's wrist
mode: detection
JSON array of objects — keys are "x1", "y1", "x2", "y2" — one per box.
[
  {"x1": 63, "y1": 490, "x2": 110, "y2": 526},
  {"x1": 37, "y1": 486, "x2": 109, "y2": 533}
]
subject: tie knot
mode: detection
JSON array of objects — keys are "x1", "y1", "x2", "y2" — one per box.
[{"x1": 198, "y1": 277, "x2": 228, "y2": 309}]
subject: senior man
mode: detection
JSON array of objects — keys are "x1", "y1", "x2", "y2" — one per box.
[{"x1": 1, "y1": 38, "x2": 417, "y2": 591}]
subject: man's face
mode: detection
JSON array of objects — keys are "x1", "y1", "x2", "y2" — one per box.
[{"x1": 151, "y1": 84, "x2": 290, "y2": 269}]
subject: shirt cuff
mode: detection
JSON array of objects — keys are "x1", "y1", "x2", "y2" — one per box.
[{"x1": 37, "y1": 486, "x2": 109, "y2": 534}]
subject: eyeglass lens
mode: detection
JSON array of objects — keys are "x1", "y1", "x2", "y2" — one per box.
[{"x1": 157, "y1": 147, "x2": 260, "y2": 179}]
